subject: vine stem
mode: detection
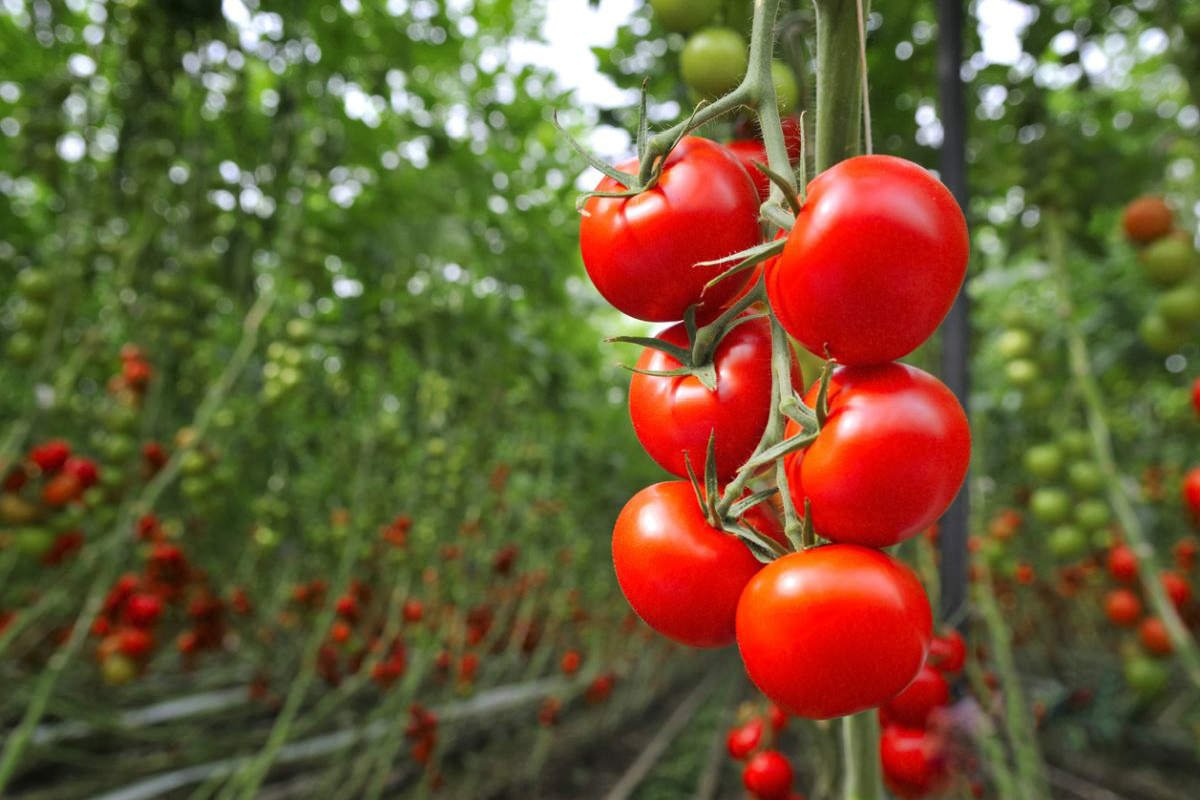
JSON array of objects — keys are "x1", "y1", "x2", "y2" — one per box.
[
  {"x1": 1044, "y1": 212, "x2": 1200, "y2": 690},
  {"x1": 841, "y1": 711, "x2": 883, "y2": 800}
]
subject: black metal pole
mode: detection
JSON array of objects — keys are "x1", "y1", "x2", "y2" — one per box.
[{"x1": 936, "y1": 0, "x2": 970, "y2": 630}]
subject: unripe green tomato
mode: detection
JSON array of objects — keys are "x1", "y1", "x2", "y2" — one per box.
[
  {"x1": 102, "y1": 653, "x2": 138, "y2": 686},
  {"x1": 980, "y1": 537, "x2": 1006, "y2": 567},
  {"x1": 286, "y1": 318, "x2": 314, "y2": 343},
  {"x1": 1139, "y1": 235, "x2": 1196, "y2": 287},
  {"x1": 996, "y1": 328, "x2": 1035, "y2": 359},
  {"x1": 1139, "y1": 312, "x2": 1188, "y2": 354},
  {"x1": 6, "y1": 331, "x2": 38, "y2": 363},
  {"x1": 266, "y1": 341, "x2": 286, "y2": 361},
  {"x1": 1123, "y1": 655, "x2": 1168, "y2": 698},
  {"x1": 278, "y1": 366, "x2": 300, "y2": 388},
  {"x1": 13, "y1": 527, "x2": 53, "y2": 558},
  {"x1": 1005, "y1": 358, "x2": 1040, "y2": 386},
  {"x1": 649, "y1": 0, "x2": 719, "y2": 33},
  {"x1": 1023, "y1": 443, "x2": 1063, "y2": 480},
  {"x1": 263, "y1": 381, "x2": 284, "y2": 403},
  {"x1": 16, "y1": 268, "x2": 53, "y2": 301},
  {"x1": 1058, "y1": 430, "x2": 1090, "y2": 457},
  {"x1": 105, "y1": 403, "x2": 140, "y2": 433},
  {"x1": 1067, "y1": 460, "x2": 1104, "y2": 493},
  {"x1": 179, "y1": 449, "x2": 208, "y2": 476},
  {"x1": 1048, "y1": 524, "x2": 1088, "y2": 559},
  {"x1": 1024, "y1": 383, "x2": 1055, "y2": 409},
  {"x1": 1155, "y1": 281, "x2": 1200, "y2": 327},
  {"x1": 14, "y1": 302, "x2": 49, "y2": 331},
  {"x1": 282, "y1": 347, "x2": 304, "y2": 367},
  {"x1": 681, "y1": 28, "x2": 748, "y2": 98},
  {"x1": 771, "y1": 61, "x2": 799, "y2": 115},
  {"x1": 1030, "y1": 487, "x2": 1071, "y2": 524},
  {"x1": 1074, "y1": 498, "x2": 1110, "y2": 529},
  {"x1": 100, "y1": 434, "x2": 135, "y2": 462},
  {"x1": 1090, "y1": 527, "x2": 1114, "y2": 549},
  {"x1": 180, "y1": 475, "x2": 208, "y2": 500},
  {"x1": 253, "y1": 525, "x2": 280, "y2": 549},
  {"x1": 100, "y1": 466, "x2": 126, "y2": 488},
  {"x1": 999, "y1": 306, "x2": 1036, "y2": 329}
]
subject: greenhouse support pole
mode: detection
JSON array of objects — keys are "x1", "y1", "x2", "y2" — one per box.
[{"x1": 936, "y1": 0, "x2": 970, "y2": 630}]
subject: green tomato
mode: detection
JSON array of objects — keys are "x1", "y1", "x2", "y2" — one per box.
[
  {"x1": 995, "y1": 328, "x2": 1035, "y2": 360},
  {"x1": 1074, "y1": 498, "x2": 1110, "y2": 529},
  {"x1": 16, "y1": 268, "x2": 53, "y2": 301},
  {"x1": 1155, "y1": 282, "x2": 1200, "y2": 327},
  {"x1": 14, "y1": 302, "x2": 48, "y2": 331},
  {"x1": 771, "y1": 61, "x2": 799, "y2": 115},
  {"x1": 1139, "y1": 312, "x2": 1189, "y2": 355},
  {"x1": 13, "y1": 527, "x2": 53, "y2": 558},
  {"x1": 1030, "y1": 487, "x2": 1071, "y2": 524},
  {"x1": 681, "y1": 28, "x2": 748, "y2": 98},
  {"x1": 286, "y1": 318, "x2": 315, "y2": 343},
  {"x1": 1067, "y1": 461, "x2": 1104, "y2": 493},
  {"x1": 1123, "y1": 655, "x2": 1169, "y2": 698},
  {"x1": 1023, "y1": 443, "x2": 1063, "y2": 480},
  {"x1": 1139, "y1": 235, "x2": 1196, "y2": 287},
  {"x1": 649, "y1": 0, "x2": 719, "y2": 33},
  {"x1": 1048, "y1": 525, "x2": 1088, "y2": 559},
  {"x1": 1058, "y1": 430, "x2": 1090, "y2": 457},
  {"x1": 6, "y1": 331, "x2": 38, "y2": 363},
  {"x1": 1005, "y1": 358, "x2": 1040, "y2": 386},
  {"x1": 1090, "y1": 527, "x2": 1114, "y2": 549},
  {"x1": 100, "y1": 434, "x2": 135, "y2": 462},
  {"x1": 179, "y1": 450, "x2": 209, "y2": 476}
]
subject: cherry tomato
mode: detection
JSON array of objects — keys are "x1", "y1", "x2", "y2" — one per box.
[
  {"x1": 629, "y1": 316, "x2": 800, "y2": 481},
  {"x1": 767, "y1": 155, "x2": 968, "y2": 365},
  {"x1": 927, "y1": 629, "x2": 966, "y2": 674},
  {"x1": 560, "y1": 650, "x2": 581, "y2": 675},
  {"x1": 613, "y1": 481, "x2": 764, "y2": 648},
  {"x1": 30, "y1": 440, "x2": 71, "y2": 473},
  {"x1": 1122, "y1": 196, "x2": 1173, "y2": 243},
  {"x1": 1174, "y1": 537, "x2": 1197, "y2": 571},
  {"x1": 1140, "y1": 234, "x2": 1196, "y2": 287},
  {"x1": 736, "y1": 545, "x2": 933, "y2": 719},
  {"x1": 726, "y1": 718, "x2": 764, "y2": 760},
  {"x1": 42, "y1": 472, "x2": 83, "y2": 507},
  {"x1": 880, "y1": 725, "x2": 949, "y2": 799},
  {"x1": 1161, "y1": 570, "x2": 1192, "y2": 610},
  {"x1": 880, "y1": 665, "x2": 949, "y2": 728},
  {"x1": 1184, "y1": 467, "x2": 1200, "y2": 527},
  {"x1": 1138, "y1": 617, "x2": 1173, "y2": 657},
  {"x1": 784, "y1": 363, "x2": 969, "y2": 548},
  {"x1": 580, "y1": 137, "x2": 760, "y2": 322},
  {"x1": 681, "y1": 28, "x2": 748, "y2": 97},
  {"x1": 742, "y1": 750, "x2": 793, "y2": 800},
  {"x1": 1106, "y1": 544, "x2": 1139, "y2": 584},
  {"x1": 1103, "y1": 588, "x2": 1142, "y2": 628},
  {"x1": 1191, "y1": 377, "x2": 1200, "y2": 417}
]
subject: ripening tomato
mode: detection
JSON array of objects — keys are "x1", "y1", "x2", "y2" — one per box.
[
  {"x1": 767, "y1": 155, "x2": 968, "y2": 365},
  {"x1": 880, "y1": 666, "x2": 949, "y2": 728},
  {"x1": 1103, "y1": 588, "x2": 1142, "y2": 628},
  {"x1": 880, "y1": 725, "x2": 949, "y2": 799},
  {"x1": 1139, "y1": 617, "x2": 1173, "y2": 656},
  {"x1": 42, "y1": 471, "x2": 83, "y2": 507},
  {"x1": 1122, "y1": 196, "x2": 1173, "y2": 243},
  {"x1": 1184, "y1": 468, "x2": 1200, "y2": 526},
  {"x1": 629, "y1": 316, "x2": 800, "y2": 481},
  {"x1": 1107, "y1": 544, "x2": 1139, "y2": 584},
  {"x1": 927, "y1": 629, "x2": 966, "y2": 674},
  {"x1": 580, "y1": 137, "x2": 760, "y2": 322},
  {"x1": 742, "y1": 750, "x2": 793, "y2": 800},
  {"x1": 1161, "y1": 571, "x2": 1192, "y2": 610},
  {"x1": 726, "y1": 718, "x2": 764, "y2": 760},
  {"x1": 784, "y1": 363, "x2": 969, "y2": 548},
  {"x1": 736, "y1": 545, "x2": 933, "y2": 719},
  {"x1": 613, "y1": 481, "x2": 764, "y2": 648}
]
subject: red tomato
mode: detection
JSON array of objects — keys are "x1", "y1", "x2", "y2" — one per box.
[
  {"x1": 1121, "y1": 196, "x2": 1173, "y2": 243},
  {"x1": 880, "y1": 725, "x2": 949, "y2": 799},
  {"x1": 29, "y1": 440, "x2": 71, "y2": 473},
  {"x1": 880, "y1": 665, "x2": 949, "y2": 728},
  {"x1": 123, "y1": 593, "x2": 164, "y2": 629},
  {"x1": 1138, "y1": 617, "x2": 1173, "y2": 656},
  {"x1": 42, "y1": 472, "x2": 83, "y2": 507},
  {"x1": 63, "y1": 457, "x2": 100, "y2": 489},
  {"x1": 784, "y1": 363, "x2": 969, "y2": 548},
  {"x1": 402, "y1": 599, "x2": 423, "y2": 623},
  {"x1": 767, "y1": 155, "x2": 967, "y2": 365},
  {"x1": 613, "y1": 481, "x2": 764, "y2": 647},
  {"x1": 560, "y1": 650, "x2": 582, "y2": 675},
  {"x1": 1192, "y1": 377, "x2": 1200, "y2": 417},
  {"x1": 736, "y1": 545, "x2": 933, "y2": 719},
  {"x1": 580, "y1": 137, "x2": 761, "y2": 322},
  {"x1": 1175, "y1": 538, "x2": 1197, "y2": 571},
  {"x1": 742, "y1": 750, "x2": 793, "y2": 800},
  {"x1": 768, "y1": 703, "x2": 788, "y2": 732},
  {"x1": 1103, "y1": 589, "x2": 1142, "y2": 628},
  {"x1": 726, "y1": 718, "x2": 764, "y2": 760},
  {"x1": 725, "y1": 118, "x2": 802, "y2": 200},
  {"x1": 629, "y1": 316, "x2": 801, "y2": 481},
  {"x1": 927, "y1": 629, "x2": 966, "y2": 674},
  {"x1": 1161, "y1": 570, "x2": 1192, "y2": 610},
  {"x1": 1107, "y1": 544, "x2": 1139, "y2": 583},
  {"x1": 1184, "y1": 468, "x2": 1200, "y2": 526}
]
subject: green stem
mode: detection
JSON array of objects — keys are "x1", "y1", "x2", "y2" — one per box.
[
  {"x1": 840, "y1": 712, "x2": 883, "y2": 800},
  {"x1": 1044, "y1": 212, "x2": 1200, "y2": 690},
  {"x1": 812, "y1": 0, "x2": 862, "y2": 172}
]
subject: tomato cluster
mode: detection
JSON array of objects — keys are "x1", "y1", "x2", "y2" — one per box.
[
  {"x1": 724, "y1": 703, "x2": 802, "y2": 800},
  {"x1": 1120, "y1": 196, "x2": 1200, "y2": 354}
]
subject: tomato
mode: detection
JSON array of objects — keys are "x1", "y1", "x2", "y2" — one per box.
[
  {"x1": 767, "y1": 155, "x2": 968, "y2": 365},
  {"x1": 1103, "y1": 588, "x2": 1141, "y2": 627},
  {"x1": 123, "y1": 593, "x2": 164, "y2": 628},
  {"x1": 768, "y1": 703, "x2": 788, "y2": 732},
  {"x1": 1124, "y1": 654, "x2": 1169, "y2": 698},
  {"x1": 1022, "y1": 443, "x2": 1063, "y2": 479},
  {"x1": 42, "y1": 472, "x2": 83, "y2": 507},
  {"x1": 1139, "y1": 234, "x2": 1196, "y2": 287},
  {"x1": 726, "y1": 119, "x2": 804, "y2": 200},
  {"x1": 613, "y1": 481, "x2": 764, "y2": 648},
  {"x1": 1138, "y1": 617, "x2": 1173, "y2": 656},
  {"x1": 30, "y1": 440, "x2": 71, "y2": 473},
  {"x1": 1160, "y1": 570, "x2": 1192, "y2": 610},
  {"x1": 1067, "y1": 460, "x2": 1104, "y2": 494},
  {"x1": 1029, "y1": 488, "x2": 1071, "y2": 525},
  {"x1": 927, "y1": 629, "x2": 966, "y2": 674},
  {"x1": 771, "y1": 61, "x2": 799, "y2": 115},
  {"x1": 736, "y1": 545, "x2": 932, "y2": 719},
  {"x1": 1074, "y1": 499, "x2": 1110, "y2": 529},
  {"x1": 63, "y1": 457, "x2": 100, "y2": 489},
  {"x1": 1156, "y1": 282, "x2": 1200, "y2": 326},
  {"x1": 1058, "y1": 430, "x2": 1091, "y2": 457},
  {"x1": 1107, "y1": 544, "x2": 1139, "y2": 583},
  {"x1": 726, "y1": 718, "x2": 764, "y2": 760},
  {"x1": 1184, "y1": 467, "x2": 1200, "y2": 526},
  {"x1": 101, "y1": 653, "x2": 137, "y2": 685},
  {"x1": 681, "y1": 28, "x2": 748, "y2": 97},
  {"x1": 1192, "y1": 377, "x2": 1200, "y2": 417},
  {"x1": 580, "y1": 137, "x2": 760, "y2": 322},
  {"x1": 629, "y1": 316, "x2": 800, "y2": 481},
  {"x1": 784, "y1": 363, "x2": 969, "y2": 548},
  {"x1": 742, "y1": 750, "x2": 793, "y2": 800},
  {"x1": 1139, "y1": 312, "x2": 1189, "y2": 355},
  {"x1": 880, "y1": 725, "x2": 949, "y2": 800},
  {"x1": 1175, "y1": 537, "x2": 1197, "y2": 570},
  {"x1": 560, "y1": 650, "x2": 581, "y2": 675},
  {"x1": 649, "y1": 0, "x2": 718, "y2": 32},
  {"x1": 995, "y1": 328, "x2": 1035, "y2": 359},
  {"x1": 1122, "y1": 196, "x2": 1173, "y2": 243},
  {"x1": 880, "y1": 665, "x2": 949, "y2": 728},
  {"x1": 1004, "y1": 358, "x2": 1040, "y2": 386}
]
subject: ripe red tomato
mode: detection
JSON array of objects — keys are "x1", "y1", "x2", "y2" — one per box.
[
  {"x1": 1161, "y1": 570, "x2": 1192, "y2": 610},
  {"x1": 880, "y1": 725, "x2": 949, "y2": 799},
  {"x1": 1138, "y1": 617, "x2": 1173, "y2": 656},
  {"x1": 784, "y1": 363, "x2": 969, "y2": 548},
  {"x1": 42, "y1": 471, "x2": 83, "y2": 507},
  {"x1": 29, "y1": 440, "x2": 71, "y2": 473},
  {"x1": 580, "y1": 137, "x2": 760, "y2": 322},
  {"x1": 1121, "y1": 196, "x2": 1173, "y2": 243},
  {"x1": 736, "y1": 545, "x2": 933, "y2": 719},
  {"x1": 927, "y1": 629, "x2": 966, "y2": 674},
  {"x1": 1107, "y1": 544, "x2": 1139, "y2": 583},
  {"x1": 1184, "y1": 468, "x2": 1200, "y2": 526},
  {"x1": 1175, "y1": 538, "x2": 1197, "y2": 571},
  {"x1": 1191, "y1": 377, "x2": 1200, "y2": 417},
  {"x1": 742, "y1": 750, "x2": 793, "y2": 800},
  {"x1": 766, "y1": 155, "x2": 968, "y2": 365},
  {"x1": 880, "y1": 665, "x2": 949, "y2": 728},
  {"x1": 726, "y1": 718, "x2": 764, "y2": 760},
  {"x1": 1103, "y1": 588, "x2": 1142, "y2": 628},
  {"x1": 767, "y1": 703, "x2": 788, "y2": 732},
  {"x1": 560, "y1": 650, "x2": 581, "y2": 675},
  {"x1": 123, "y1": 593, "x2": 164, "y2": 628},
  {"x1": 613, "y1": 481, "x2": 764, "y2": 648},
  {"x1": 629, "y1": 316, "x2": 800, "y2": 481},
  {"x1": 725, "y1": 118, "x2": 803, "y2": 200}
]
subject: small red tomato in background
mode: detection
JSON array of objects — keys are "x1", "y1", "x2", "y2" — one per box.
[
  {"x1": 880, "y1": 725, "x2": 949, "y2": 799},
  {"x1": 42, "y1": 472, "x2": 83, "y2": 507},
  {"x1": 742, "y1": 750, "x2": 793, "y2": 800},
  {"x1": 1175, "y1": 538, "x2": 1197, "y2": 571},
  {"x1": 123, "y1": 594, "x2": 164, "y2": 629},
  {"x1": 927, "y1": 629, "x2": 966, "y2": 674},
  {"x1": 560, "y1": 650, "x2": 581, "y2": 675},
  {"x1": 580, "y1": 136, "x2": 761, "y2": 322},
  {"x1": 402, "y1": 599, "x2": 423, "y2": 623},
  {"x1": 629, "y1": 316, "x2": 800, "y2": 481},
  {"x1": 726, "y1": 718, "x2": 764, "y2": 760},
  {"x1": 30, "y1": 440, "x2": 71, "y2": 473},
  {"x1": 1191, "y1": 377, "x2": 1200, "y2": 417},
  {"x1": 1107, "y1": 544, "x2": 1139, "y2": 583},
  {"x1": 1121, "y1": 196, "x2": 1173, "y2": 244},
  {"x1": 63, "y1": 457, "x2": 100, "y2": 489},
  {"x1": 1139, "y1": 617, "x2": 1173, "y2": 656},
  {"x1": 1103, "y1": 589, "x2": 1142, "y2": 628},
  {"x1": 1183, "y1": 468, "x2": 1200, "y2": 527},
  {"x1": 767, "y1": 703, "x2": 788, "y2": 732},
  {"x1": 1160, "y1": 571, "x2": 1192, "y2": 610},
  {"x1": 767, "y1": 155, "x2": 968, "y2": 365},
  {"x1": 880, "y1": 665, "x2": 950, "y2": 728},
  {"x1": 736, "y1": 545, "x2": 932, "y2": 719},
  {"x1": 613, "y1": 481, "x2": 765, "y2": 648}
]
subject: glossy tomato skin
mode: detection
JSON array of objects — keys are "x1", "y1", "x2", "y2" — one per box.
[
  {"x1": 1107, "y1": 544, "x2": 1139, "y2": 583},
  {"x1": 879, "y1": 665, "x2": 949, "y2": 728},
  {"x1": 927, "y1": 629, "x2": 966, "y2": 674},
  {"x1": 613, "y1": 481, "x2": 763, "y2": 648},
  {"x1": 580, "y1": 137, "x2": 760, "y2": 322},
  {"x1": 880, "y1": 725, "x2": 949, "y2": 799},
  {"x1": 736, "y1": 545, "x2": 933, "y2": 719},
  {"x1": 629, "y1": 316, "x2": 801, "y2": 481},
  {"x1": 767, "y1": 155, "x2": 968, "y2": 365},
  {"x1": 742, "y1": 750, "x2": 793, "y2": 800},
  {"x1": 785, "y1": 363, "x2": 970, "y2": 548},
  {"x1": 1104, "y1": 588, "x2": 1142, "y2": 628}
]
